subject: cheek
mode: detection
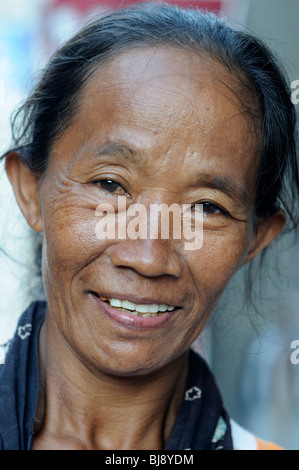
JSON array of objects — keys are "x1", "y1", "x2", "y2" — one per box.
[
  {"x1": 40, "y1": 186, "x2": 110, "y2": 284},
  {"x1": 188, "y1": 227, "x2": 249, "y2": 302}
]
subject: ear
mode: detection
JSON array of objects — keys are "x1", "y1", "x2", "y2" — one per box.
[
  {"x1": 243, "y1": 211, "x2": 286, "y2": 264},
  {"x1": 5, "y1": 152, "x2": 43, "y2": 232}
]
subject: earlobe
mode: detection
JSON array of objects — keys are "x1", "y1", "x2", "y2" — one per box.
[
  {"x1": 5, "y1": 152, "x2": 43, "y2": 232},
  {"x1": 243, "y1": 211, "x2": 286, "y2": 265}
]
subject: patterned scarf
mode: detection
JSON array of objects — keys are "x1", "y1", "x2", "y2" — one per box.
[{"x1": 165, "y1": 350, "x2": 233, "y2": 450}]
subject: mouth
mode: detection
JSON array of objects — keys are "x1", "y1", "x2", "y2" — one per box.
[
  {"x1": 90, "y1": 292, "x2": 179, "y2": 330},
  {"x1": 99, "y1": 296, "x2": 175, "y2": 318}
]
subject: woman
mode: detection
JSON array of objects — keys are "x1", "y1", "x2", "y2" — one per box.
[{"x1": 0, "y1": 3, "x2": 298, "y2": 450}]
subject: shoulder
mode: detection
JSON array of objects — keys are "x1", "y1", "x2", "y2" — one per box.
[{"x1": 230, "y1": 419, "x2": 284, "y2": 450}]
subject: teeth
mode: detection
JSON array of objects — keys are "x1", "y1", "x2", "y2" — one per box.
[
  {"x1": 110, "y1": 298, "x2": 122, "y2": 308},
  {"x1": 100, "y1": 296, "x2": 175, "y2": 316},
  {"x1": 119, "y1": 300, "x2": 136, "y2": 311},
  {"x1": 149, "y1": 304, "x2": 159, "y2": 313},
  {"x1": 159, "y1": 304, "x2": 168, "y2": 312},
  {"x1": 135, "y1": 304, "x2": 151, "y2": 314}
]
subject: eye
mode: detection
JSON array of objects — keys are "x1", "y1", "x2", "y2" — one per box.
[
  {"x1": 94, "y1": 179, "x2": 128, "y2": 196},
  {"x1": 194, "y1": 202, "x2": 229, "y2": 217},
  {"x1": 202, "y1": 202, "x2": 223, "y2": 215}
]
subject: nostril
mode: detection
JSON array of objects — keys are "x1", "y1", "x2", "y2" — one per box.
[{"x1": 109, "y1": 239, "x2": 183, "y2": 278}]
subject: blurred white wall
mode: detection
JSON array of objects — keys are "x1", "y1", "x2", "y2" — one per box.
[{"x1": 0, "y1": 0, "x2": 47, "y2": 346}]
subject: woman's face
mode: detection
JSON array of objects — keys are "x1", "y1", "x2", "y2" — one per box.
[{"x1": 32, "y1": 47, "x2": 263, "y2": 376}]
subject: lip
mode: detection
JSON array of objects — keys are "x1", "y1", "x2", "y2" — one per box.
[{"x1": 90, "y1": 292, "x2": 177, "y2": 331}]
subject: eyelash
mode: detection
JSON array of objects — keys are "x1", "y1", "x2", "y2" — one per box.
[
  {"x1": 193, "y1": 202, "x2": 230, "y2": 217},
  {"x1": 93, "y1": 179, "x2": 129, "y2": 196},
  {"x1": 94, "y1": 179, "x2": 229, "y2": 217}
]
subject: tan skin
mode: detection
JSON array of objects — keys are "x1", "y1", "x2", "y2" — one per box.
[{"x1": 5, "y1": 47, "x2": 285, "y2": 449}]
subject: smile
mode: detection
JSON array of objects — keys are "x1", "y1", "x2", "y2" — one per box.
[{"x1": 100, "y1": 296, "x2": 175, "y2": 317}]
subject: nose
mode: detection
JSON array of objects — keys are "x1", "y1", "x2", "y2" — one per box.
[{"x1": 109, "y1": 238, "x2": 183, "y2": 278}]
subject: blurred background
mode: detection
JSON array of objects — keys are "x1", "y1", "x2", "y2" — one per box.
[{"x1": 0, "y1": 0, "x2": 298, "y2": 449}]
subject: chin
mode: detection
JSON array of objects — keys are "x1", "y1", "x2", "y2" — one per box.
[{"x1": 81, "y1": 341, "x2": 180, "y2": 379}]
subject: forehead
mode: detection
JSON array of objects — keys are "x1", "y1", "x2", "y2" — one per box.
[
  {"x1": 78, "y1": 47, "x2": 258, "y2": 144},
  {"x1": 53, "y1": 46, "x2": 261, "y2": 190}
]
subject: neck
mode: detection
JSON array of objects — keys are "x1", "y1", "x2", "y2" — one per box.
[{"x1": 33, "y1": 315, "x2": 189, "y2": 450}]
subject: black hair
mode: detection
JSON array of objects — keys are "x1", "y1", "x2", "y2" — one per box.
[{"x1": 2, "y1": 2, "x2": 299, "y2": 233}]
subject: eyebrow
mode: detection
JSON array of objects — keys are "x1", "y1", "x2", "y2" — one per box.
[
  {"x1": 192, "y1": 173, "x2": 249, "y2": 207},
  {"x1": 97, "y1": 142, "x2": 145, "y2": 164}
]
